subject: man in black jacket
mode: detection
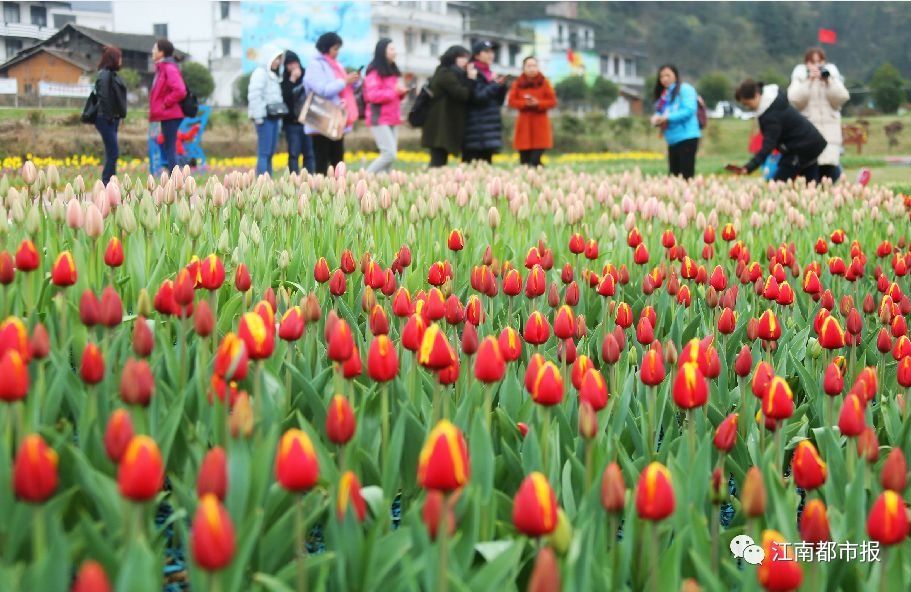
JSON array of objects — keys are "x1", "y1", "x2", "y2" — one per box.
[
  {"x1": 281, "y1": 50, "x2": 315, "y2": 173},
  {"x1": 462, "y1": 40, "x2": 507, "y2": 163},
  {"x1": 94, "y1": 47, "x2": 127, "y2": 184},
  {"x1": 731, "y1": 79, "x2": 827, "y2": 182}
]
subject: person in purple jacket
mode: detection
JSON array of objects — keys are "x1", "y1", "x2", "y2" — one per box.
[
  {"x1": 148, "y1": 39, "x2": 187, "y2": 173},
  {"x1": 364, "y1": 38, "x2": 408, "y2": 174},
  {"x1": 304, "y1": 32, "x2": 361, "y2": 174}
]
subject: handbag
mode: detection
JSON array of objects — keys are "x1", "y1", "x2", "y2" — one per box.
[
  {"x1": 407, "y1": 84, "x2": 433, "y2": 128},
  {"x1": 266, "y1": 102, "x2": 289, "y2": 119},
  {"x1": 298, "y1": 93, "x2": 346, "y2": 140},
  {"x1": 180, "y1": 90, "x2": 199, "y2": 118},
  {"x1": 81, "y1": 90, "x2": 99, "y2": 124}
]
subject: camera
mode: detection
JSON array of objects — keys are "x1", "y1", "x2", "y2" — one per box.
[{"x1": 820, "y1": 67, "x2": 830, "y2": 80}]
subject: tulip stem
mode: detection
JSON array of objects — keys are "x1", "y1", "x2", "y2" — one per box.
[
  {"x1": 687, "y1": 409, "x2": 696, "y2": 461},
  {"x1": 33, "y1": 505, "x2": 46, "y2": 562},
  {"x1": 295, "y1": 494, "x2": 309, "y2": 592},
  {"x1": 540, "y1": 406, "x2": 551, "y2": 475},
  {"x1": 436, "y1": 491, "x2": 450, "y2": 592},
  {"x1": 584, "y1": 440, "x2": 593, "y2": 490},
  {"x1": 381, "y1": 383, "x2": 390, "y2": 472},
  {"x1": 774, "y1": 422, "x2": 783, "y2": 483}
]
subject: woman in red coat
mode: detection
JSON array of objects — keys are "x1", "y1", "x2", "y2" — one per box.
[{"x1": 507, "y1": 57, "x2": 557, "y2": 167}]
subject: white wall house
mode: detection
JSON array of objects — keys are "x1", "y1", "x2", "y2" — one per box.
[
  {"x1": 0, "y1": 1, "x2": 113, "y2": 63},
  {"x1": 210, "y1": 0, "x2": 241, "y2": 106},
  {"x1": 371, "y1": 0, "x2": 463, "y2": 83}
]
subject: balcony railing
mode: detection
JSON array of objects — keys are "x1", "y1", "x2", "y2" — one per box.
[{"x1": 0, "y1": 22, "x2": 55, "y2": 41}]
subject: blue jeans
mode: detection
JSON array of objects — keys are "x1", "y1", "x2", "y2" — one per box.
[
  {"x1": 95, "y1": 116, "x2": 119, "y2": 184},
  {"x1": 285, "y1": 122, "x2": 315, "y2": 174},
  {"x1": 160, "y1": 118, "x2": 182, "y2": 173},
  {"x1": 255, "y1": 118, "x2": 280, "y2": 176}
]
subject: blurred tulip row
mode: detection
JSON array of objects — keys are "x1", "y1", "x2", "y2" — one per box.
[{"x1": 0, "y1": 159, "x2": 909, "y2": 591}]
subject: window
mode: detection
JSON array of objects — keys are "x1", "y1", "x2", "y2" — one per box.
[
  {"x1": 53, "y1": 14, "x2": 76, "y2": 28},
  {"x1": 378, "y1": 25, "x2": 389, "y2": 38},
  {"x1": 3, "y1": 2, "x2": 20, "y2": 23},
  {"x1": 429, "y1": 33, "x2": 439, "y2": 56},
  {"x1": 624, "y1": 58, "x2": 634, "y2": 77},
  {"x1": 509, "y1": 44, "x2": 519, "y2": 67},
  {"x1": 221, "y1": 38, "x2": 231, "y2": 57},
  {"x1": 5, "y1": 39, "x2": 22, "y2": 58},
  {"x1": 600, "y1": 55, "x2": 609, "y2": 76},
  {"x1": 557, "y1": 24, "x2": 563, "y2": 41},
  {"x1": 220, "y1": 1, "x2": 230, "y2": 20},
  {"x1": 613, "y1": 56, "x2": 620, "y2": 76},
  {"x1": 404, "y1": 29, "x2": 414, "y2": 52},
  {"x1": 153, "y1": 23, "x2": 168, "y2": 39},
  {"x1": 30, "y1": 5, "x2": 46, "y2": 27}
]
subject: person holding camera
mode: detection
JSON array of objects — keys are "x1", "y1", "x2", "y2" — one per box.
[
  {"x1": 248, "y1": 44, "x2": 285, "y2": 177},
  {"x1": 281, "y1": 50, "x2": 315, "y2": 174},
  {"x1": 729, "y1": 79, "x2": 827, "y2": 182},
  {"x1": 788, "y1": 47, "x2": 850, "y2": 182}
]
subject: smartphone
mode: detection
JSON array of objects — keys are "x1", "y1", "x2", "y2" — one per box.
[{"x1": 357, "y1": 65, "x2": 365, "y2": 73}]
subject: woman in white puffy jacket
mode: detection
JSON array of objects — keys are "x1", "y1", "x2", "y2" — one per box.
[{"x1": 787, "y1": 47, "x2": 850, "y2": 182}]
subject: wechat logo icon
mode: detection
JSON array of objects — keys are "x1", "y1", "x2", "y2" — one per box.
[{"x1": 730, "y1": 534, "x2": 765, "y2": 565}]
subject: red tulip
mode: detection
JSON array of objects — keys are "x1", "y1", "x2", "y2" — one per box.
[
  {"x1": 341, "y1": 344, "x2": 362, "y2": 378},
  {"x1": 640, "y1": 349, "x2": 666, "y2": 386},
  {"x1": 461, "y1": 322, "x2": 479, "y2": 356},
  {"x1": 173, "y1": 268, "x2": 195, "y2": 306},
  {"x1": 329, "y1": 269, "x2": 347, "y2": 296},
  {"x1": 837, "y1": 392, "x2": 866, "y2": 437},
  {"x1": 762, "y1": 376, "x2": 794, "y2": 420},
  {"x1": 325, "y1": 395, "x2": 356, "y2": 444},
  {"x1": 197, "y1": 446, "x2": 228, "y2": 500},
  {"x1": 579, "y1": 368, "x2": 609, "y2": 411},
  {"x1": 336, "y1": 471, "x2": 367, "y2": 522},
  {"x1": 799, "y1": 499, "x2": 831, "y2": 543},
  {"x1": 104, "y1": 237, "x2": 124, "y2": 267},
  {"x1": 401, "y1": 314, "x2": 427, "y2": 352},
  {"x1": 13, "y1": 434, "x2": 58, "y2": 502},
  {"x1": 791, "y1": 440, "x2": 827, "y2": 490},
  {"x1": 474, "y1": 336, "x2": 506, "y2": 383},
  {"x1": 512, "y1": 472, "x2": 558, "y2": 536},
  {"x1": 497, "y1": 326, "x2": 522, "y2": 361},
  {"x1": 72, "y1": 560, "x2": 112, "y2": 592},
  {"x1": 191, "y1": 493, "x2": 236, "y2": 571},
  {"x1": 199, "y1": 254, "x2": 225, "y2": 291},
  {"x1": 104, "y1": 409, "x2": 134, "y2": 463},
  {"x1": 447, "y1": 229, "x2": 465, "y2": 251},
  {"x1": 418, "y1": 323, "x2": 455, "y2": 370},
  {"x1": 118, "y1": 435, "x2": 165, "y2": 501},
  {"x1": 275, "y1": 429, "x2": 320, "y2": 492},
  {"x1": 713, "y1": 413, "x2": 738, "y2": 452},
  {"x1": 553, "y1": 304, "x2": 575, "y2": 340},
  {"x1": 417, "y1": 420, "x2": 470, "y2": 491},
  {"x1": 313, "y1": 257, "x2": 331, "y2": 283},
  {"x1": 119, "y1": 358, "x2": 154, "y2": 406},
  {"x1": 672, "y1": 362, "x2": 708, "y2": 409},
  {"x1": 50, "y1": 251, "x2": 77, "y2": 286},
  {"x1": 0, "y1": 349, "x2": 28, "y2": 401},
  {"x1": 757, "y1": 529, "x2": 803, "y2": 592},
  {"x1": 867, "y1": 490, "x2": 910, "y2": 545},
  {"x1": 881, "y1": 448, "x2": 907, "y2": 492},
  {"x1": 80, "y1": 342, "x2": 105, "y2": 385},
  {"x1": 214, "y1": 332, "x2": 248, "y2": 381},
  {"x1": 757, "y1": 310, "x2": 781, "y2": 341},
  {"x1": 238, "y1": 311, "x2": 274, "y2": 360},
  {"x1": 15, "y1": 239, "x2": 40, "y2": 271},
  {"x1": 524, "y1": 310, "x2": 551, "y2": 345},
  {"x1": 635, "y1": 462, "x2": 675, "y2": 521},
  {"x1": 529, "y1": 361, "x2": 564, "y2": 406},
  {"x1": 0, "y1": 251, "x2": 14, "y2": 284},
  {"x1": 367, "y1": 335, "x2": 399, "y2": 382},
  {"x1": 234, "y1": 263, "x2": 251, "y2": 292},
  {"x1": 422, "y1": 489, "x2": 456, "y2": 540}
]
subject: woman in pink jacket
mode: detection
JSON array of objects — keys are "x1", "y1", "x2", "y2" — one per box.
[
  {"x1": 364, "y1": 38, "x2": 408, "y2": 174},
  {"x1": 149, "y1": 39, "x2": 187, "y2": 173}
]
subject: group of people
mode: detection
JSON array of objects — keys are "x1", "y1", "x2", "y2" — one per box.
[
  {"x1": 89, "y1": 35, "x2": 850, "y2": 185},
  {"x1": 92, "y1": 38, "x2": 187, "y2": 185},
  {"x1": 420, "y1": 42, "x2": 557, "y2": 168},
  {"x1": 650, "y1": 46, "x2": 850, "y2": 183}
]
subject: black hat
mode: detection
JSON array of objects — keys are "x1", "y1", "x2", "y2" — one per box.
[
  {"x1": 471, "y1": 40, "x2": 495, "y2": 55},
  {"x1": 284, "y1": 50, "x2": 301, "y2": 66}
]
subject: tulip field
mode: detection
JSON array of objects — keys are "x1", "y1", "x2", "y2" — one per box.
[{"x1": 1, "y1": 160, "x2": 911, "y2": 592}]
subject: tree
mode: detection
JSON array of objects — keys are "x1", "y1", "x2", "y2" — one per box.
[
  {"x1": 234, "y1": 72, "x2": 252, "y2": 106},
  {"x1": 554, "y1": 76, "x2": 588, "y2": 104},
  {"x1": 181, "y1": 61, "x2": 215, "y2": 100},
  {"x1": 758, "y1": 67, "x2": 788, "y2": 90},
  {"x1": 870, "y1": 63, "x2": 907, "y2": 114},
  {"x1": 119, "y1": 67, "x2": 140, "y2": 90},
  {"x1": 589, "y1": 76, "x2": 619, "y2": 109},
  {"x1": 697, "y1": 72, "x2": 732, "y2": 106}
]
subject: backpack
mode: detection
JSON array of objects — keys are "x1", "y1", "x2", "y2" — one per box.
[
  {"x1": 696, "y1": 95, "x2": 707, "y2": 129},
  {"x1": 407, "y1": 83, "x2": 434, "y2": 128},
  {"x1": 180, "y1": 90, "x2": 199, "y2": 118}
]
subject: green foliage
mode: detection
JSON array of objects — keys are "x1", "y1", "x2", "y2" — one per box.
[
  {"x1": 181, "y1": 61, "x2": 215, "y2": 100},
  {"x1": 869, "y1": 63, "x2": 908, "y2": 114},
  {"x1": 234, "y1": 72, "x2": 252, "y2": 107},
  {"x1": 589, "y1": 77, "x2": 620, "y2": 109},
  {"x1": 758, "y1": 67, "x2": 788, "y2": 90},
  {"x1": 119, "y1": 68, "x2": 141, "y2": 91},
  {"x1": 697, "y1": 72, "x2": 733, "y2": 106},
  {"x1": 554, "y1": 76, "x2": 589, "y2": 103}
]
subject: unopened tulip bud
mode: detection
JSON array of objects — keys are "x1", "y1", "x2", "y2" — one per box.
[
  {"x1": 578, "y1": 400, "x2": 598, "y2": 439},
  {"x1": 547, "y1": 509, "x2": 572, "y2": 555},
  {"x1": 741, "y1": 466, "x2": 766, "y2": 517},
  {"x1": 229, "y1": 392, "x2": 254, "y2": 438}
]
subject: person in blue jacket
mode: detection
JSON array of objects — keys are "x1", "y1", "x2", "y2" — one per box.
[{"x1": 650, "y1": 64, "x2": 701, "y2": 179}]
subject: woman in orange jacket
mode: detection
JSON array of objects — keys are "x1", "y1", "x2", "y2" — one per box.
[{"x1": 507, "y1": 56, "x2": 557, "y2": 167}]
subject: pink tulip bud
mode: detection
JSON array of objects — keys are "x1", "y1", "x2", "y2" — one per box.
[
  {"x1": 85, "y1": 203, "x2": 104, "y2": 238},
  {"x1": 66, "y1": 199, "x2": 85, "y2": 229}
]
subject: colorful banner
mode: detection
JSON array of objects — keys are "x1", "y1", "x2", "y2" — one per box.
[{"x1": 240, "y1": 1, "x2": 373, "y2": 73}]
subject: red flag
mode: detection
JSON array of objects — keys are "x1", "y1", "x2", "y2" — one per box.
[{"x1": 818, "y1": 28, "x2": 837, "y2": 44}]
